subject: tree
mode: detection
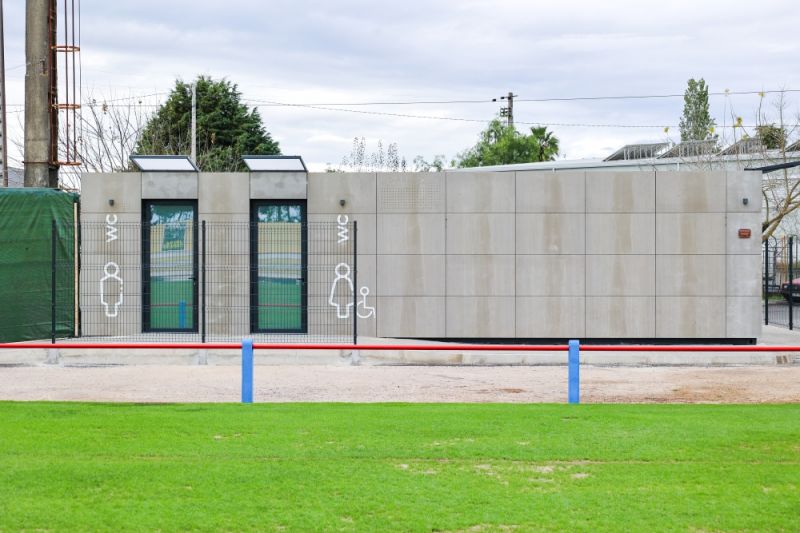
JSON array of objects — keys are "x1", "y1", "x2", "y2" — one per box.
[
  {"x1": 679, "y1": 78, "x2": 718, "y2": 142},
  {"x1": 756, "y1": 124, "x2": 787, "y2": 150},
  {"x1": 135, "y1": 76, "x2": 280, "y2": 171},
  {"x1": 412, "y1": 154, "x2": 446, "y2": 172},
  {"x1": 451, "y1": 118, "x2": 560, "y2": 168},
  {"x1": 335, "y1": 137, "x2": 405, "y2": 172}
]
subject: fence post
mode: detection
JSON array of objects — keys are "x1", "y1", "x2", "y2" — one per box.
[
  {"x1": 568, "y1": 339, "x2": 580, "y2": 404},
  {"x1": 51, "y1": 219, "x2": 57, "y2": 344},
  {"x1": 790, "y1": 236, "x2": 794, "y2": 330},
  {"x1": 242, "y1": 337, "x2": 253, "y2": 403},
  {"x1": 764, "y1": 238, "x2": 769, "y2": 325},
  {"x1": 353, "y1": 220, "x2": 358, "y2": 346},
  {"x1": 201, "y1": 220, "x2": 206, "y2": 343},
  {"x1": 178, "y1": 301, "x2": 187, "y2": 329}
]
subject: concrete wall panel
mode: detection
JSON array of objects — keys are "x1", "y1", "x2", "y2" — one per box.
[
  {"x1": 446, "y1": 171, "x2": 514, "y2": 213},
  {"x1": 307, "y1": 172, "x2": 376, "y2": 214},
  {"x1": 656, "y1": 255, "x2": 726, "y2": 296},
  {"x1": 199, "y1": 173, "x2": 249, "y2": 214},
  {"x1": 586, "y1": 214, "x2": 655, "y2": 254},
  {"x1": 377, "y1": 255, "x2": 445, "y2": 296},
  {"x1": 79, "y1": 219, "x2": 142, "y2": 337},
  {"x1": 586, "y1": 171, "x2": 655, "y2": 213},
  {"x1": 308, "y1": 213, "x2": 378, "y2": 256},
  {"x1": 586, "y1": 255, "x2": 655, "y2": 296},
  {"x1": 727, "y1": 171, "x2": 762, "y2": 213},
  {"x1": 726, "y1": 296, "x2": 761, "y2": 338},
  {"x1": 727, "y1": 254, "x2": 761, "y2": 297},
  {"x1": 377, "y1": 214, "x2": 445, "y2": 255},
  {"x1": 377, "y1": 173, "x2": 445, "y2": 213},
  {"x1": 446, "y1": 297, "x2": 515, "y2": 337},
  {"x1": 516, "y1": 255, "x2": 585, "y2": 296},
  {"x1": 726, "y1": 213, "x2": 761, "y2": 254},
  {"x1": 656, "y1": 213, "x2": 726, "y2": 254},
  {"x1": 516, "y1": 214, "x2": 585, "y2": 254},
  {"x1": 586, "y1": 297, "x2": 655, "y2": 337},
  {"x1": 376, "y1": 297, "x2": 445, "y2": 337},
  {"x1": 656, "y1": 297, "x2": 726, "y2": 338},
  {"x1": 81, "y1": 173, "x2": 141, "y2": 213},
  {"x1": 516, "y1": 297, "x2": 585, "y2": 337},
  {"x1": 516, "y1": 171, "x2": 585, "y2": 213},
  {"x1": 446, "y1": 255, "x2": 515, "y2": 296},
  {"x1": 141, "y1": 172, "x2": 198, "y2": 199},
  {"x1": 446, "y1": 214, "x2": 515, "y2": 255},
  {"x1": 655, "y1": 171, "x2": 725, "y2": 213},
  {"x1": 250, "y1": 172, "x2": 307, "y2": 199}
]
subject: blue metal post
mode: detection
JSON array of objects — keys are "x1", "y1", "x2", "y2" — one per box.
[
  {"x1": 242, "y1": 338, "x2": 254, "y2": 404},
  {"x1": 568, "y1": 340, "x2": 580, "y2": 404},
  {"x1": 178, "y1": 300, "x2": 187, "y2": 329}
]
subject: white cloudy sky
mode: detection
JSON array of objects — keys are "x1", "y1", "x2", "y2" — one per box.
[{"x1": 3, "y1": 0, "x2": 800, "y2": 171}]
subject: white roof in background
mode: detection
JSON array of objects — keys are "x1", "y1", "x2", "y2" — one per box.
[
  {"x1": 243, "y1": 156, "x2": 307, "y2": 172},
  {"x1": 130, "y1": 155, "x2": 198, "y2": 172},
  {"x1": 603, "y1": 142, "x2": 670, "y2": 161},
  {"x1": 451, "y1": 150, "x2": 800, "y2": 173},
  {"x1": 659, "y1": 140, "x2": 718, "y2": 159}
]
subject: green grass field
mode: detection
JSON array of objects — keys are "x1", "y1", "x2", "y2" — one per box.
[{"x1": 1, "y1": 403, "x2": 797, "y2": 531}]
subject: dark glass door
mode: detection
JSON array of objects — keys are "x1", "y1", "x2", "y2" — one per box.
[
  {"x1": 251, "y1": 201, "x2": 307, "y2": 333},
  {"x1": 143, "y1": 201, "x2": 198, "y2": 332}
]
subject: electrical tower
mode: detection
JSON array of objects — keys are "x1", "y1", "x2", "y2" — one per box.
[
  {"x1": 24, "y1": 0, "x2": 81, "y2": 188},
  {"x1": 492, "y1": 91, "x2": 517, "y2": 128},
  {"x1": 0, "y1": 0, "x2": 8, "y2": 187}
]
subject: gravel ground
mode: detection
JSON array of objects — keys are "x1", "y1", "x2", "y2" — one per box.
[{"x1": 1, "y1": 365, "x2": 799, "y2": 403}]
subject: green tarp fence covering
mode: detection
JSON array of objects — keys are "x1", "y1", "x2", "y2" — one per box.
[{"x1": 0, "y1": 188, "x2": 78, "y2": 342}]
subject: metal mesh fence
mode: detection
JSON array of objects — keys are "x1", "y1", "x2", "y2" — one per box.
[
  {"x1": 763, "y1": 235, "x2": 799, "y2": 330},
  {"x1": 54, "y1": 220, "x2": 356, "y2": 343}
]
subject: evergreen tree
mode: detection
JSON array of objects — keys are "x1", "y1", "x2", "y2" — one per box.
[
  {"x1": 135, "y1": 76, "x2": 280, "y2": 171},
  {"x1": 679, "y1": 78, "x2": 717, "y2": 142}
]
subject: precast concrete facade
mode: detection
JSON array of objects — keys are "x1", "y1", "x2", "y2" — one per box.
[{"x1": 79, "y1": 168, "x2": 762, "y2": 342}]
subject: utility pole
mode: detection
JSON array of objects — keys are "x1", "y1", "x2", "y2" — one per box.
[
  {"x1": 492, "y1": 91, "x2": 517, "y2": 128},
  {"x1": 190, "y1": 81, "x2": 196, "y2": 165},
  {"x1": 24, "y1": 0, "x2": 58, "y2": 188},
  {"x1": 0, "y1": 0, "x2": 8, "y2": 187}
]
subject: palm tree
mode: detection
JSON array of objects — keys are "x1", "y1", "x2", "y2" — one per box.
[{"x1": 529, "y1": 126, "x2": 559, "y2": 162}]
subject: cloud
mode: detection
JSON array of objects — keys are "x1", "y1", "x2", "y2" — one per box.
[{"x1": 3, "y1": 0, "x2": 800, "y2": 171}]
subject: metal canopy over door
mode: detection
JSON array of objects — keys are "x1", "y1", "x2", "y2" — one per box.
[{"x1": 142, "y1": 201, "x2": 198, "y2": 332}]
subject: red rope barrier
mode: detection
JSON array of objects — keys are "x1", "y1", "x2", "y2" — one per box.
[{"x1": 0, "y1": 342, "x2": 798, "y2": 352}]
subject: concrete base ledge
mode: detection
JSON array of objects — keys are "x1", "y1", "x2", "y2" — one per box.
[
  {"x1": 0, "y1": 347, "x2": 796, "y2": 367},
  {"x1": 361, "y1": 350, "x2": 793, "y2": 366},
  {"x1": 1, "y1": 327, "x2": 799, "y2": 366}
]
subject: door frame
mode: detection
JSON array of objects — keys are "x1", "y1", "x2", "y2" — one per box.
[
  {"x1": 250, "y1": 200, "x2": 308, "y2": 334},
  {"x1": 141, "y1": 200, "x2": 199, "y2": 333}
]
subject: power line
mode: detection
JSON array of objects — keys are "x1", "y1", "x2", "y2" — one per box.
[
  {"x1": 517, "y1": 89, "x2": 800, "y2": 103},
  {"x1": 244, "y1": 88, "x2": 800, "y2": 107},
  {"x1": 246, "y1": 98, "x2": 799, "y2": 129}
]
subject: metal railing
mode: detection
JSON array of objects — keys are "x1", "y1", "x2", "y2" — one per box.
[
  {"x1": 44, "y1": 220, "x2": 357, "y2": 344},
  {"x1": 763, "y1": 235, "x2": 799, "y2": 330}
]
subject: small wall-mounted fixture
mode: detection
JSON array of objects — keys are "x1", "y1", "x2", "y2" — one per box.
[
  {"x1": 339, "y1": 199, "x2": 346, "y2": 207},
  {"x1": 738, "y1": 228, "x2": 752, "y2": 239},
  {"x1": 108, "y1": 199, "x2": 115, "y2": 206},
  {"x1": 743, "y1": 198, "x2": 749, "y2": 206}
]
